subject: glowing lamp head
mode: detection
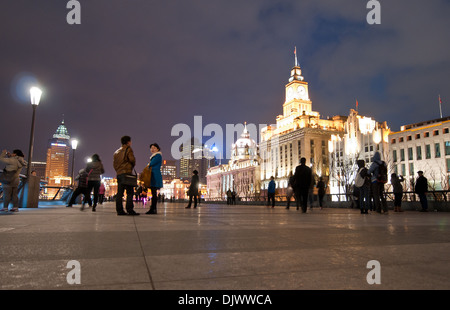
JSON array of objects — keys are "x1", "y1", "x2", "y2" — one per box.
[
  {"x1": 30, "y1": 87, "x2": 42, "y2": 106},
  {"x1": 71, "y1": 139, "x2": 79, "y2": 150}
]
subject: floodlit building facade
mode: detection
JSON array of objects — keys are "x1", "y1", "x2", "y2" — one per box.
[
  {"x1": 389, "y1": 116, "x2": 450, "y2": 191},
  {"x1": 328, "y1": 109, "x2": 390, "y2": 200}
]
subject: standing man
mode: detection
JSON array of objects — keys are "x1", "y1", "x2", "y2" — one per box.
[
  {"x1": 0, "y1": 149, "x2": 27, "y2": 212},
  {"x1": 368, "y1": 151, "x2": 388, "y2": 214},
  {"x1": 267, "y1": 176, "x2": 276, "y2": 208},
  {"x1": 415, "y1": 171, "x2": 428, "y2": 212},
  {"x1": 293, "y1": 157, "x2": 312, "y2": 213},
  {"x1": 113, "y1": 136, "x2": 139, "y2": 216}
]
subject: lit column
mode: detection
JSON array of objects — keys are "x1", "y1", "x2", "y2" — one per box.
[
  {"x1": 27, "y1": 87, "x2": 42, "y2": 177},
  {"x1": 71, "y1": 139, "x2": 79, "y2": 186}
]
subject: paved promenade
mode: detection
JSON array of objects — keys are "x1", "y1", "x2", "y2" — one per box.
[{"x1": 1, "y1": 201, "x2": 449, "y2": 290}]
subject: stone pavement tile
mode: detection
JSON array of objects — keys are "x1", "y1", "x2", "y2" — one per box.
[{"x1": 0, "y1": 257, "x2": 152, "y2": 289}]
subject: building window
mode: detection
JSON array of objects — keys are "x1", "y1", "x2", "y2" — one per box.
[
  {"x1": 400, "y1": 149, "x2": 405, "y2": 161},
  {"x1": 447, "y1": 159, "x2": 450, "y2": 173},
  {"x1": 391, "y1": 138, "x2": 396, "y2": 144},
  {"x1": 409, "y1": 163, "x2": 414, "y2": 176},
  {"x1": 426, "y1": 144, "x2": 431, "y2": 159},
  {"x1": 435, "y1": 143, "x2": 441, "y2": 158},
  {"x1": 393, "y1": 150, "x2": 397, "y2": 162},
  {"x1": 444, "y1": 128, "x2": 449, "y2": 134},
  {"x1": 407, "y1": 135, "x2": 412, "y2": 141},
  {"x1": 401, "y1": 164, "x2": 406, "y2": 176},
  {"x1": 399, "y1": 137, "x2": 404, "y2": 142},
  {"x1": 415, "y1": 133, "x2": 421, "y2": 139},
  {"x1": 408, "y1": 147, "x2": 413, "y2": 161},
  {"x1": 416, "y1": 146, "x2": 422, "y2": 160},
  {"x1": 445, "y1": 141, "x2": 450, "y2": 156},
  {"x1": 424, "y1": 132, "x2": 430, "y2": 138},
  {"x1": 433, "y1": 130, "x2": 439, "y2": 136}
]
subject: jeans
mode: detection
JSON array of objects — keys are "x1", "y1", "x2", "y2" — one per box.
[
  {"x1": 359, "y1": 186, "x2": 370, "y2": 212},
  {"x1": 371, "y1": 182, "x2": 387, "y2": 212},
  {"x1": 2, "y1": 186, "x2": 19, "y2": 210},
  {"x1": 268, "y1": 193, "x2": 275, "y2": 207},
  {"x1": 87, "y1": 180, "x2": 100, "y2": 206},
  {"x1": 295, "y1": 188, "x2": 309, "y2": 212},
  {"x1": 418, "y1": 193, "x2": 428, "y2": 210},
  {"x1": 116, "y1": 179, "x2": 134, "y2": 213}
]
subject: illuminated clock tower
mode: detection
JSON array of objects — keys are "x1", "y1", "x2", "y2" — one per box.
[{"x1": 282, "y1": 48, "x2": 312, "y2": 117}]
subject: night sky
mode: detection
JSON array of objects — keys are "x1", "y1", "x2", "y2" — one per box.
[{"x1": 1, "y1": 0, "x2": 449, "y2": 177}]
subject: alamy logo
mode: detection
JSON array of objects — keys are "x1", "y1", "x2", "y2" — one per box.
[
  {"x1": 66, "y1": 260, "x2": 81, "y2": 284},
  {"x1": 366, "y1": 0, "x2": 381, "y2": 25},
  {"x1": 66, "y1": 0, "x2": 81, "y2": 25}
]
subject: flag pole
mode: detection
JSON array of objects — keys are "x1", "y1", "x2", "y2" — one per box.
[{"x1": 439, "y1": 95, "x2": 443, "y2": 118}]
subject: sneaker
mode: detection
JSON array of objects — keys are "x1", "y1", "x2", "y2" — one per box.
[
  {"x1": 117, "y1": 211, "x2": 128, "y2": 216},
  {"x1": 10, "y1": 208, "x2": 19, "y2": 212}
]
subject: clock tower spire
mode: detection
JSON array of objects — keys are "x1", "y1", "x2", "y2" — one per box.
[{"x1": 283, "y1": 47, "x2": 311, "y2": 117}]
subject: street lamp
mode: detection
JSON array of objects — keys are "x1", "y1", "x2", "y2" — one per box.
[
  {"x1": 22, "y1": 86, "x2": 42, "y2": 209},
  {"x1": 71, "y1": 139, "x2": 79, "y2": 186},
  {"x1": 26, "y1": 87, "x2": 42, "y2": 177}
]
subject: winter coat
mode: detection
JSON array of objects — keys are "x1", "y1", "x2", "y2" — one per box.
[
  {"x1": 293, "y1": 164, "x2": 312, "y2": 191},
  {"x1": 86, "y1": 160, "x2": 105, "y2": 181},
  {"x1": 113, "y1": 146, "x2": 136, "y2": 176},
  {"x1": 368, "y1": 152, "x2": 383, "y2": 183},
  {"x1": 268, "y1": 180, "x2": 276, "y2": 194},
  {"x1": 391, "y1": 175, "x2": 404, "y2": 194},
  {"x1": 149, "y1": 152, "x2": 163, "y2": 189},
  {"x1": 188, "y1": 174, "x2": 199, "y2": 196},
  {"x1": 415, "y1": 176, "x2": 428, "y2": 194},
  {"x1": 0, "y1": 151, "x2": 27, "y2": 187}
]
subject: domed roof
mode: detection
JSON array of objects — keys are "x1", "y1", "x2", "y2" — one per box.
[
  {"x1": 231, "y1": 123, "x2": 258, "y2": 160},
  {"x1": 234, "y1": 124, "x2": 256, "y2": 149},
  {"x1": 53, "y1": 120, "x2": 70, "y2": 140}
]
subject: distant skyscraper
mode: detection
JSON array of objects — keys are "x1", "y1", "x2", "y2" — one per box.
[
  {"x1": 45, "y1": 120, "x2": 71, "y2": 198},
  {"x1": 179, "y1": 137, "x2": 213, "y2": 184},
  {"x1": 45, "y1": 120, "x2": 71, "y2": 180}
]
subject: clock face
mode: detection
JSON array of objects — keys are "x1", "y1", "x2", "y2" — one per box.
[
  {"x1": 287, "y1": 87, "x2": 294, "y2": 100},
  {"x1": 297, "y1": 86, "x2": 306, "y2": 99}
]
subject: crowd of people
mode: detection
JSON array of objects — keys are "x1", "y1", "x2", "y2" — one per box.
[{"x1": 0, "y1": 146, "x2": 433, "y2": 215}]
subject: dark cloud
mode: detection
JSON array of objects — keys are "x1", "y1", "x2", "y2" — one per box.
[{"x1": 1, "y1": 0, "x2": 449, "y2": 176}]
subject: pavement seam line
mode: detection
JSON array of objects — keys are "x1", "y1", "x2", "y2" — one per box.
[{"x1": 132, "y1": 216, "x2": 156, "y2": 290}]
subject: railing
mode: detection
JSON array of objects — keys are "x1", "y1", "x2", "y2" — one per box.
[
  {"x1": 0, "y1": 173, "x2": 73, "y2": 204},
  {"x1": 205, "y1": 190, "x2": 450, "y2": 204}
]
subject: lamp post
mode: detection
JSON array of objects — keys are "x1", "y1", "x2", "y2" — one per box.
[
  {"x1": 26, "y1": 87, "x2": 42, "y2": 177},
  {"x1": 71, "y1": 139, "x2": 79, "y2": 186},
  {"x1": 21, "y1": 87, "x2": 42, "y2": 208}
]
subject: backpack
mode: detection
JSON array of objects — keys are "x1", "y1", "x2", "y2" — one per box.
[
  {"x1": 354, "y1": 168, "x2": 365, "y2": 188},
  {"x1": 376, "y1": 161, "x2": 388, "y2": 183}
]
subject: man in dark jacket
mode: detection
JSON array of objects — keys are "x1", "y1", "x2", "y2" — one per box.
[
  {"x1": 186, "y1": 170, "x2": 199, "y2": 208},
  {"x1": 293, "y1": 157, "x2": 312, "y2": 213},
  {"x1": 415, "y1": 171, "x2": 428, "y2": 212}
]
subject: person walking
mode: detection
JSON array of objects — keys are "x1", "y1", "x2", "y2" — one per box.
[
  {"x1": 316, "y1": 177, "x2": 326, "y2": 210},
  {"x1": 113, "y1": 136, "x2": 139, "y2": 216},
  {"x1": 286, "y1": 172, "x2": 295, "y2": 209},
  {"x1": 391, "y1": 173, "x2": 404, "y2": 212},
  {"x1": 0, "y1": 149, "x2": 27, "y2": 212},
  {"x1": 226, "y1": 189, "x2": 232, "y2": 205},
  {"x1": 356, "y1": 159, "x2": 371, "y2": 214},
  {"x1": 293, "y1": 157, "x2": 312, "y2": 213},
  {"x1": 415, "y1": 171, "x2": 428, "y2": 212},
  {"x1": 85, "y1": 154, "x2": 104, "y2": 212},
  {"x1": 186, "y1": 170, "x2": 199, "y2": 209},
  {"x1": 67, "y1": 169, "x2": 91, "y2": 210},
  {"x1": 98, "y1": 182, "x2": 105, "y2": 205},
  {"x1": 267, "y1": 176, "x2": 276, "y2": 208},
  {"x1": 146, "y1": 143, "x2": 163, "y2": 214},
  {"x1": 368, "y1": 151, "x2": 388, "y2": 214}
]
